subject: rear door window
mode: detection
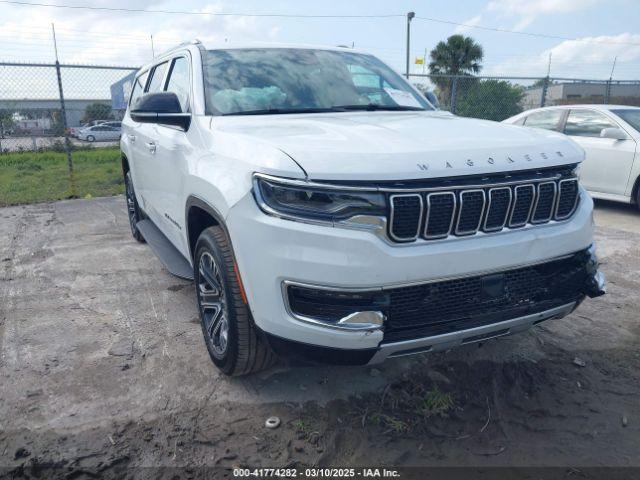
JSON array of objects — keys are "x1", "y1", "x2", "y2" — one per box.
[{"x1": 129, "y1": 71, "x2": 149, "y2": 108}]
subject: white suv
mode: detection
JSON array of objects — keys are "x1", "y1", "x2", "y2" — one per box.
[{"x1": 121, "y1": 41, "x2": 605, "y2": 376}]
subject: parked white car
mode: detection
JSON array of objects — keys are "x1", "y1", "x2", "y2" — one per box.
[
  {"x1": 504, "y1": 105, "x2": 640, "y2": 209},
  {"x1": 77, "y1": 124, "x2": 121, "y2": 142},
  {"x1": 121, "y1": 41, "x2": 605, "y2": 376}
]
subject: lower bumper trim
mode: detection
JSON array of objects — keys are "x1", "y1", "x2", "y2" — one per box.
[{"x1": 368, "y1": 301, "x2": 576, "y2": 364}]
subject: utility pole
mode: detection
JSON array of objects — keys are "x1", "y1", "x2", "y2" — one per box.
[
  {"x1": 540, "y1": 52, "x2": 552, "y2": 108},
  {"x1": 405, "y1": 11, "x2": 415, "y2": 79},
  {"x1": 606, "y1": 56, "x2": 617, "y2": 103},
  {"x1": 151, "y1": 34, "x2": 155, "y2": 58},
  {"x1": 422, "y1": 47, "x2": 427, "y2": 75},
  {"x1": 52, "y1": 23, "x2": 75, "y2": 196}
]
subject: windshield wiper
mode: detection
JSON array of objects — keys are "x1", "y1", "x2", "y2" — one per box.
[
  {"x1": 222, "y1": 107, "x2": 343, "y2": 116},
  {"x1": 331, "y1": 104, "x2": 425, "y2": 111}
]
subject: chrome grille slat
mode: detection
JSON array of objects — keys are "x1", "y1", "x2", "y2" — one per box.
[
  {"x1": 484, "y1": 187, "x2": 512, "y2": 232},
  {"x1": 424, "y1": 192, "x2": 456, "y2": 239},
  {"x1": 531, "y1": 182, "x2": 557, "y2": 224},
  {"x1": 555, "y1": 179, "x2": 580, "y2": 220},
  {"x1": 389, "y1": 194, "x2": 423, "y2": 242},
  {"x1": 455, "y1": 189, "x2": 486, "y2": 236},
  {"x1": 509, "y1": 184, "x2": 535, "y2": 228}
]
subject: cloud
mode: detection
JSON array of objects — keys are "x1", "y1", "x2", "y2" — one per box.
[
  {"x1": 484, "y1": 33, "x2": 640, "y2": 78},
  {"x1": 469, "y1": 0, "x2": 603, "y2": 33},
  {"x1": 454, "y1": 14, "x2": 483, "y2": 34},
  {"x1": 0, "y1": 1, "x2": 282, "y2": 65}
]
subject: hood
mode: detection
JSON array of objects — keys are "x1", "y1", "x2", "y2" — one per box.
[{"x1": 213, "y1": 111, "x2": 583, "y2": 181}]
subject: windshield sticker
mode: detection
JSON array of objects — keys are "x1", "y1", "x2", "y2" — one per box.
[{"x1": 384, "y1": 88, "x2": 422, "y2": 108}]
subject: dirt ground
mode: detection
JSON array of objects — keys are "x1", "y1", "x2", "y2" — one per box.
[{"x1": 0, "y1": 196, "x2": 638, "y2": 477}]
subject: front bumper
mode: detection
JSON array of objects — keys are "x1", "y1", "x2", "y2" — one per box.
[{"x1": 227, "y1": 188, "x2": 601, "y2": 355}]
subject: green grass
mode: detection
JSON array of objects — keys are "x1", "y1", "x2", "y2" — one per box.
[{"x1": 0, "y1": 148, "x2": 123, "y2": 206}]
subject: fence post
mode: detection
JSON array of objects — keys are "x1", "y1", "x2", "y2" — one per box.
[
  {"x1": 54, "y1": 60, "x2": 75, "y2": 197},
  {"x1": 540, "y1": 76, "x2": 549, "y2": 108},
  {"x1": 605, "y1": 80, "x2": 611, "y2": 104},
  {"x1": 450, "y1": 76, "x2": 459, "y2": 114}
]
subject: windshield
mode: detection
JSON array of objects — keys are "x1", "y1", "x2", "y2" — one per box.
[
  {"x1": 202, "y1": 48, "x2": 432, "y2": 115},
  {"x1": 611, "y1": 109, "x2": 640, "y2": 133}
]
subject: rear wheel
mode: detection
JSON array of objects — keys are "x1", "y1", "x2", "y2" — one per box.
[
  {"x1": 124, "y1": 171, "x2": 145, "y2": 243},
  {"x1": 195, "y1": 226, "x2": 275, "y2": 376}
]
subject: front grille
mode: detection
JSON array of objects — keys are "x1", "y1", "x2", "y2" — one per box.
[
  {"x1": 387, "y1": 166, "x2": 579, "y2": 243},
  {"x1": 285, "y1": 250, "x2": 590, "y2": 343}
]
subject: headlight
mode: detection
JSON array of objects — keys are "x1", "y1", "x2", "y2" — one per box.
[{"x1": 253, "y1": 175, "x2": 385, "y2": 222}]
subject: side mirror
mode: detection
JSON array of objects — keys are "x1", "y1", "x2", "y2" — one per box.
[
  {"x1": 600, "y1": 127, "x2": 628, "y2": 140},
  {"x1": 130, "y1": 92, "x2": 191, "y2": 130}
]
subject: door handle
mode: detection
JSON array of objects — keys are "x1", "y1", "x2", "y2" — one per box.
[
  {"x1": 145, "y1": 141, "x2": 156, "y2": 154},
  {"x1": 127, "y1": 134, "x2": 136, "y2": 142}
]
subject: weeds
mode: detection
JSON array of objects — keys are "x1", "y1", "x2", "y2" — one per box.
[{"x1": 0, "y1": 147, "x2": 122, "y2": 206}]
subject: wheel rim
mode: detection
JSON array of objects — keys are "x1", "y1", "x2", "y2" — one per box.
[
  {"x1": 198, "y1": 251, "x2": 229, "y2": 358},
  {"x1": 125, "y1": 176, "x2": 137, "y2": 233}
]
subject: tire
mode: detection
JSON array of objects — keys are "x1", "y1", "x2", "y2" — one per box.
[
  {"x1": 124, "y1": 171, "x2": 145, "y2": 243},
  {"x1": 194, "y1": 226, "x2": 275, "y2": 376},
  {"x1": 636, "y1": 183, "x2": 640, "y2": 213},
  {"x1": 87, "y1": 135, "x2": 95, "y2": 142}
]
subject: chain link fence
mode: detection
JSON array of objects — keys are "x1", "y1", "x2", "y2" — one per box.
[
  {"x1": 2, "y1": 61, "x2": 640, "y2": 205},
  {"x1": 0, "y1": 62, "x2": 137, "y2": 204},
  {"x1": 410, "y1": 74, "x2": 640, "y2": 121}
]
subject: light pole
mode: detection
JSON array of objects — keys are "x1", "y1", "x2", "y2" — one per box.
[{"x1": 405, "y1": 11, "x2": 415, "y2": 79}]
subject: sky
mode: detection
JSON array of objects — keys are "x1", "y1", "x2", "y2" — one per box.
[{"x1": 0, "y1": 0, "x2": 640, "y2": 81}]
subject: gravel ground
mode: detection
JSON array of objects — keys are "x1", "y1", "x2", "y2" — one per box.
[{"x1": 0, "y1": 196, "x2": 638, "y2": 477}]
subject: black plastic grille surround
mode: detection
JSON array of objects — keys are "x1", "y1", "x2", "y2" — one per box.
[
  {"x1": 387, "y1": 168, "x2": 579, "y2": 243},
  {"x1": 286, "y1": 249, "x2": 591, "y2": 343}
]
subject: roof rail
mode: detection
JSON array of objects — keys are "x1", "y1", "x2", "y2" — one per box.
[{"x1": 156, "y1": 39, "x2": 202, "y2": 58}]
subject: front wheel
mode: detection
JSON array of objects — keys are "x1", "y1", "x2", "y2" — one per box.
[
  {"x1": 86, "y1": 135, "x2": 95, "y2": 142},
  {"x1": 194, "y1": 226, "x2": 275, "y2": 376}
]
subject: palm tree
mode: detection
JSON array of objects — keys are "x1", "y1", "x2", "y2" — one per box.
[
  {"x1": 428, "y1": 35, "x2": 483, "y2": 106},
  {"x1": 429, "y1": 34, "x2": 483, "y2": 76}
]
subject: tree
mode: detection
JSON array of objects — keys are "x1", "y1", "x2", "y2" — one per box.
[
  {"x1": 0, "y1": 110, "x2": 15, "y2": 136},
  {"x1": 455, "y1": 80, "x2": 524, "y2": 122},
  {"x1": 428, "y1": 35, "x2": 484, "y2": 105},
  {"x1": 82, "y1": 103, "x2": 113, "y2": 124},
  {"x1": 429, "y1": 35, "x2": 484, "y2": 76}
]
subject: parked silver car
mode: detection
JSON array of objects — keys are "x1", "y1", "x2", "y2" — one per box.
[{"x1": 77, "y1": 124, "x2": 122, "y2": 142}]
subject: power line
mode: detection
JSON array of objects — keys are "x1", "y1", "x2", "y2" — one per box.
[
  {"x1": 415, "y1": 16, "x2": 640, "y2": 47},
  {"x1": 0, "y1": 1, "x2": 403, "y2": 18}
]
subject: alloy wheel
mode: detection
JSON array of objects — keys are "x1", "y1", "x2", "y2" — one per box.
[{"x1": 197, "y1": 251, "x2": 229, "y2": 358}]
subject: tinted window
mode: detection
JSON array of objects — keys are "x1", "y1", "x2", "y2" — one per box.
[
  {"x1": 564, "y1": 109, "x2": 617, "y2": 137},
  {"x1": 129, "y1": 71, "x2": 149, "y2": 108},
  {"x1": 147, "y1": 62, "x2": 169, "y2": 93},
  {"x1": 523, "y1": 110, "x2": 563, "y2": 130},
  {"x1": 611, "y1": 109, "x2": 640, "y2": 133},
  {"x1": 202, "y1": 48, "x2": 431, "y2": 115},
  {"x1": 165, "y1": 57, "x2": 190, "y2": 112}
]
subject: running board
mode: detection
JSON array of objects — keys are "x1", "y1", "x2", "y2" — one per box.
[{"x1": 136, "y1": 219, "x2": 194, "y2": 281}]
